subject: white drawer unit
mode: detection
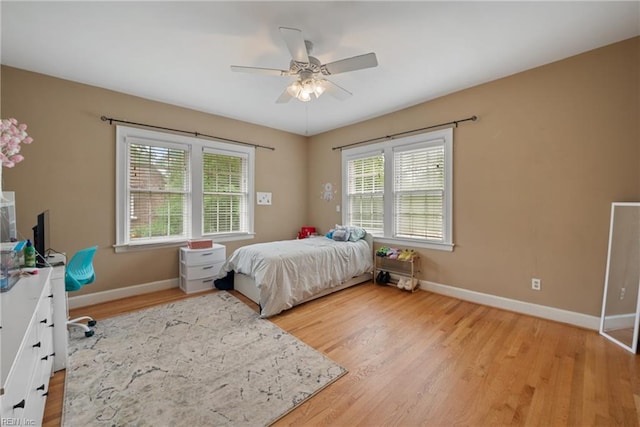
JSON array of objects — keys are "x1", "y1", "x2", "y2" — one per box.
[
  {"x1": 1, "y1": 268, "x2": 55, "y2": 425},
  {"x1": 179, "y1": 244, "x2": 226, "y2": 294}
]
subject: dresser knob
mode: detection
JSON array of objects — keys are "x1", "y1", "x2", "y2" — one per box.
[
  {"x1": 48, "y1": 294, "x2": 54, "y2": 298},
  {"x1": 36, "y1": 384, "x2": 45, "y2": 391},
  {"x1": 32, "y1": 341, "x2": 41, "y2": 348},
  {"x1": 13, "y1": 399, "x2": 25, "y2": 409},
  {"x1": 41, "y1": 355, "x2": 49, "y2": 361},
  {"x1": 40, "y1": 318, "x2": 48, "y2": 324}
]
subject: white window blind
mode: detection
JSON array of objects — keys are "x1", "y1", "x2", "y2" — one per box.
[
  {"x1": 394, "y1": 144, "x2": 445, "y2": 240},
  {"x1": 116, "y1": 125, "x2": 255, "y2": 251},
  {"x1": 202, "y1": 149, "x2": 248, "y2": 234},
  {"x1": 128, "y1": 142, "x2": 190, "y2": 242},
  {"x1": 341, "y1": 127, "x2": 453, "y2": 251},
  {"x1": 346, "y1": 154, "x2": 384, "y2": 234}
]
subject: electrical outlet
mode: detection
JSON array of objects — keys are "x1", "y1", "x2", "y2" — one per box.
[
  {"x1": 531, "y1": 278, "x2": 541, "y2": 291},
  {"x1": 620, "y1": 287, "x2": 626, "y2": 300}
]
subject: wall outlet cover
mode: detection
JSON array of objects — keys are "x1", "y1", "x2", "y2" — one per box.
[{"x1": 257, "y1": 192, "x2": 272, "y2": 205}]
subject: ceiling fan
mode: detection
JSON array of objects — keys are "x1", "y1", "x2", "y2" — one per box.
[{"x1": 230, "y1": 27, "x2": 378, "y2": 103}]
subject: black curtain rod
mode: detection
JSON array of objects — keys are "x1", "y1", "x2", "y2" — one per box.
[
  {"x1": 332, "y1": 115, "x2": 478, "y2": 151},
  {"x1": 100, "y1": 116, "x2": 276, "y2": 151}
]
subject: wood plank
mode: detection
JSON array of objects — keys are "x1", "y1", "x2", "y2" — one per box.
[{"x1": 44, "y1": 284, "x2": 640, "y2": 426}]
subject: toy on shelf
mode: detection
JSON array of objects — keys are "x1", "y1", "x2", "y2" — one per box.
[{"x1": 375, "y1": 247, "x2": 416, "y2": 261}]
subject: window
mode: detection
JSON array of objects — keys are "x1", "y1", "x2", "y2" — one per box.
[
  {"x1": 342, "y1": 128, "x2": 453, "y2": 251},
  {"x1": 128, "y1": 141, "x2": 190, "y2": 241},
  {"x1": 202, "y1": 149, "x2": 249, "y2": 234},
  {"x1": 116, "y1": 126, "x2": 254, "y2": 251},
  {"x1": 345, "y1": 153, "x2": 384, "y2": 234}
]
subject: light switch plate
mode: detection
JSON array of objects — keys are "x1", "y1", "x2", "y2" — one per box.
[{"x1": 257, "y1": 192, "x2": 272, "y2": 205}]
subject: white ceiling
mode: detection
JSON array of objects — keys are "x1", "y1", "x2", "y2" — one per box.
[{"x1": 1, "y1": 1, "x2": 639, "y2": 136}]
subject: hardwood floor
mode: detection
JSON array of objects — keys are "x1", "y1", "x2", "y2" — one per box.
[{"x1": 44, "y1": 284, "x2": 640, "y2": 426}]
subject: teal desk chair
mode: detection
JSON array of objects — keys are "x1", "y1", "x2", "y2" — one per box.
[{"x1": 66, "y1": 246, "x2": 98, "y2": 337}]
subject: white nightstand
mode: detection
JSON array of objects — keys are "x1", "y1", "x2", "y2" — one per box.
[{"x1": 179, "y1": 244, "x2": 226, "y2": 294}]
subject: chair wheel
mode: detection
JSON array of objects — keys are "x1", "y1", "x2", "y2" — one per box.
[
  {"x1": 88, "y1": 320, "x2": 97, "y2": 327},
  {"x1": 84, "y1": 330, "x2": 95, "y2": 338}
]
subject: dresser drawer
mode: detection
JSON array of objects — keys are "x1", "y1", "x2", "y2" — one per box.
[
  {"x1": 2, "y1": 320, "x2": 40, "y2": 414},
  {"x1": 181, "y1": 245, "x2": 225, "y2": 265},
  {"x1": 182, "y1": 261, "x2": 224, "y2": 279},
  {"x1": 21, "y1": 350, "x2": 54, "y2": 425},
  {"x1": 180, "y1": 276, "x2": 215, "y2": 294}
]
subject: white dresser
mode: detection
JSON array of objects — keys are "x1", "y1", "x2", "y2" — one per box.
[
  {"x1": 0, "y1": 268, "x2": 55, "y2": 424},
  {"x1": 179, "y1": 244, "x2": 226, "y2": 294}
]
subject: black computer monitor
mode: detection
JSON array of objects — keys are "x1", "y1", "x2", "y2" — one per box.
[{"x1": 32, "y1": 209, "x2": 50, "y2": 267}]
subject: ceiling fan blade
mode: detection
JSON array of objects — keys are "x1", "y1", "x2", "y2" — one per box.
[
  {"x1": 276, "y1": 87, "x2": 293, "y2": 104},
  {"x1": 279, "y1": 27, "x2": 309, "y2": 64},
  {"x1": 322, "y1": 79, "x2": 352, "y2": 101},
  {"x1": 321, "y1": 52, "x2": 378, "y2": 75},
  {"x1": 230, "y1": 65, "x2": 289, "y2": 76}
]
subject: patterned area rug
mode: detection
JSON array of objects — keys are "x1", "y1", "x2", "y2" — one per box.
[{"x1": 63, "y1": 291, "x2": 346, "y2": 426}]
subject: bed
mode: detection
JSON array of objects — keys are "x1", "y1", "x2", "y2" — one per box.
[{"x1": 215, "y1": 232, "x2": 373, "y2": 317}]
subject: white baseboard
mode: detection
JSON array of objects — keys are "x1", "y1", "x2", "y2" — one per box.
[
  {"x1": 602, "y1": 313, "x2": 636, "y2": 330},
  {"x1": 418, "y1": 279, "x2": 601, "y2": 330},
  {"x1": 68, "y1": 278, "x2": 179, "y2": 309},
  {"x1": 68, "y1": 276, "x2": 601, "y2": 330}
]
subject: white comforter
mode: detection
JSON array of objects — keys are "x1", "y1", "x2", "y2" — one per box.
[{"x1": 217, "y1": 237, "x2": 373, "y2": 317}]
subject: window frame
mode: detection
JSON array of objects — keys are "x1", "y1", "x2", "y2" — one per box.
[
  {"x1": 342, "y1": 128, "x2": 453, "y2": 251},
  {"x1": 115, "y1": 126, "x2": 255, "y2": 252}
]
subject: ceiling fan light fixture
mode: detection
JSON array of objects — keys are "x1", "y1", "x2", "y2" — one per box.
[
  {"x1": 313, "y1": 79, "x2": 327, "y2": 97},
  {"x1": 287, "y1": 78, "x2": 325, "y2": 102},
  {"x1": 286, "y1": 81, "x2": 302, "y2": 97},
  {"x1": 298, "y1": 90, "x2": 311, "y2": 102},
  {"x1": 302, "y1": 79, "x2": 315, "y2": 94}
]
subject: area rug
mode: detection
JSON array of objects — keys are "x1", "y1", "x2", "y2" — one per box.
[{"x1": 63, "y1": 291, "x2": 347, "y2": 426}]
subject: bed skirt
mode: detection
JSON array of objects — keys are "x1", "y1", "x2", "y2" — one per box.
[{"x1": 234, "y1": 272, "x2": 373, "y2": 310}]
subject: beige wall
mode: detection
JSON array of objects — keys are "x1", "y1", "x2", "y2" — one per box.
[
  {"x1": 308, "y1": 37, "x2": 640, "y2": 316},
  {"x1": 0, "y1": 66, "x2": 308, "y2": 294},
  {"x1": 2, "y1": 37, "x2": 638, "y2": 316}
]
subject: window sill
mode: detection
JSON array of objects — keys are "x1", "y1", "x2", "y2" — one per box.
[
  {"x1": 374, "y1": 237, "x2": 454, "y2": 252},
  {"x1": 114, "y1": 233, "x2": 255, "y2": 253}
]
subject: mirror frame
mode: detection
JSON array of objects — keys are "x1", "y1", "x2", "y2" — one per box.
[{"x1": 599, "y1": 202, "x2": 640, "y2": 353}]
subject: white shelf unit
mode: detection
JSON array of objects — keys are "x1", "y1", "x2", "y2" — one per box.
[{"x1": 179, "y1": 244, "x2": 226, "y2": 294}]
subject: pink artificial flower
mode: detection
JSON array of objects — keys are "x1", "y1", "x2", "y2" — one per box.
[{"x1": 0, "y1": 117, "x2": 33, "y2": 167}]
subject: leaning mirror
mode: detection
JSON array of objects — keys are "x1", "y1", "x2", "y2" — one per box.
[{"x1": 600, "y1": 202, "x2": 640, "y2": 353}]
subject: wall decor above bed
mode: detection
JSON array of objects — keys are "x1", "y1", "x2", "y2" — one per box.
[{"x1": 321, "y1": 182, "x2": 337, "y2": 201}]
